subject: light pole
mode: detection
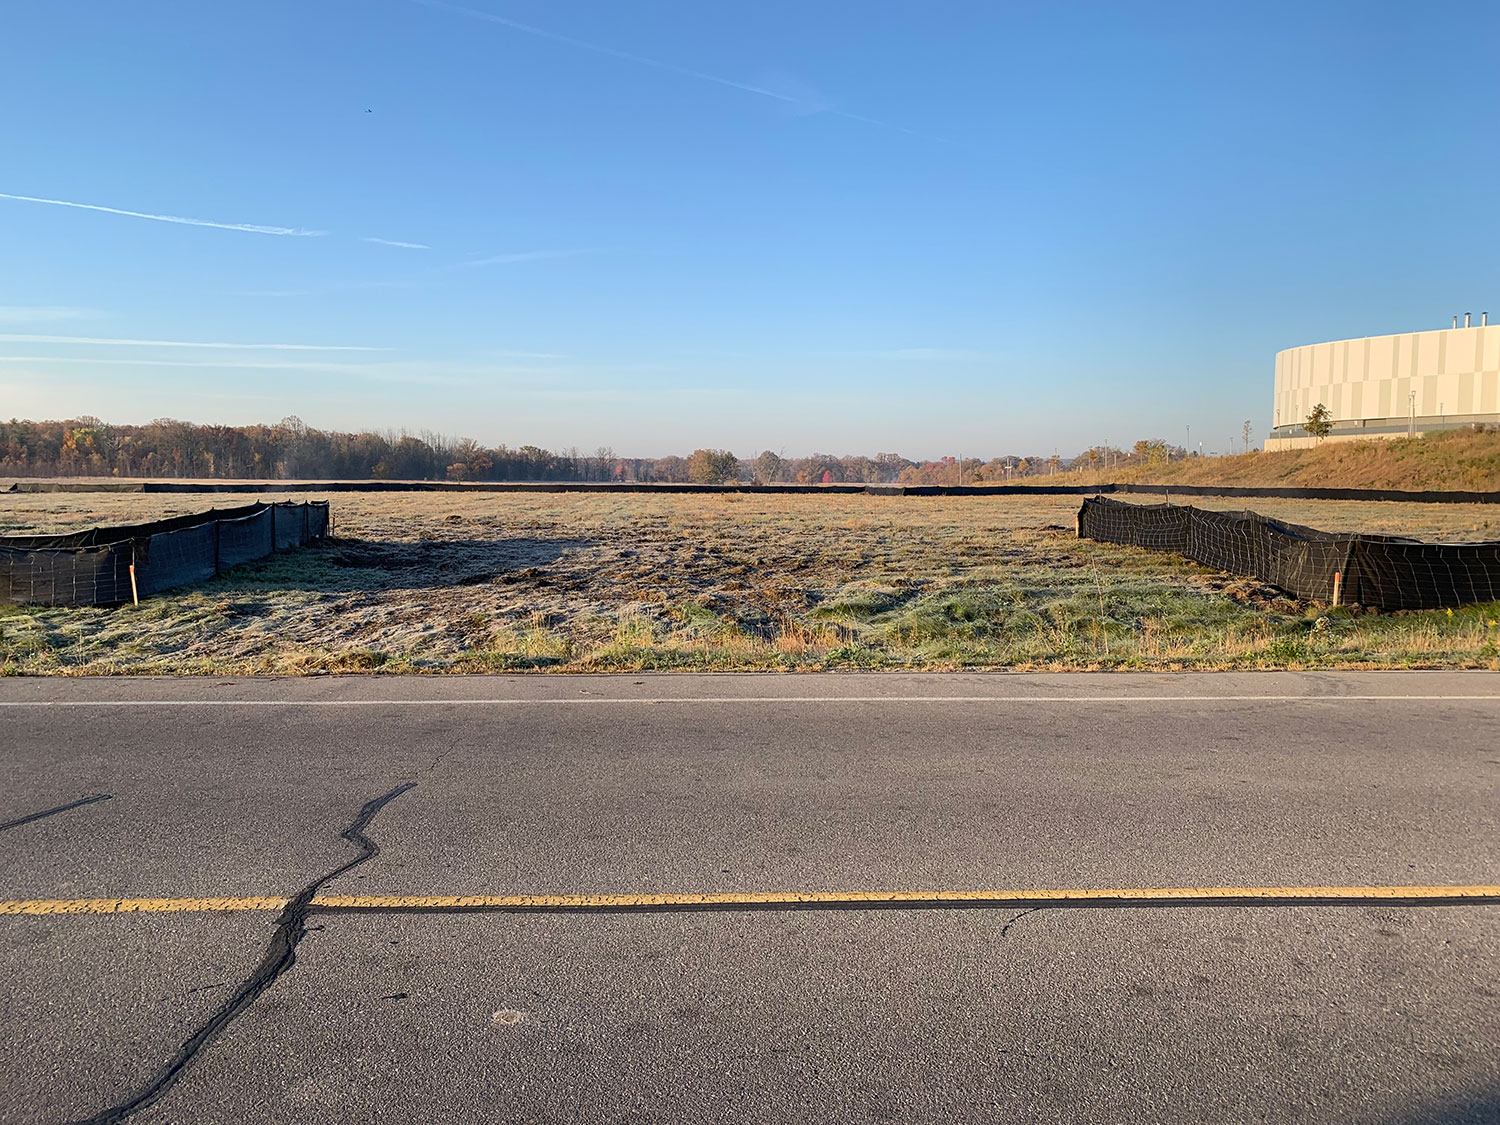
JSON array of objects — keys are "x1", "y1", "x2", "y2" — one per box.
[{"x1": 1409, "y1": 390, "x2": 1416, "y2": 438}]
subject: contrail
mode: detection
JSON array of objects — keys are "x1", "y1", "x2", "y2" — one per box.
[
  {"x1": 455, "y1": 248, "x2": 599, "y2": 268},
  {"x1": 0, "y1": 355, "x2": 488, "y2": 387},
  {"x1": 363, "y1": 237, "x2": 430, "y2": 249},
  {"x1": 0, "y1": 355, "x2": 374, "y2": 374},
  {"x1": 409, "y1": 0, "x2": 948, "y2": 143},
  {"x1": 240, "y1": 249, "x2": 599, "y2": 297},
  {"x1": 0, "y1": 334, "x2": 384, "y2": 351},
  {"x1": 0, "y1": 191, "x2": 325, "y2": 236},
  {"x1": 0, "y1": 306, "x2": 95, "y2": 324},
  {"x1": 411, "y1": 0, "x2": 800, "y2": 103}
]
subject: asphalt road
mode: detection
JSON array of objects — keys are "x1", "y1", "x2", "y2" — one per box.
[{"x1": 2, "y1": 671, "x2": 1498, "y2": 1124}]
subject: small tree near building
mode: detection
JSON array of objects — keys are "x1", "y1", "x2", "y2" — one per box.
[{"x1": 1305, "y1": 403, "x2": 1333, "y2": 439}]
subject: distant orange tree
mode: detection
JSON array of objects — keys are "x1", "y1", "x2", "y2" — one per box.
[{"x1": 687, "y1": 448, "x2": 739, "y2": 484}]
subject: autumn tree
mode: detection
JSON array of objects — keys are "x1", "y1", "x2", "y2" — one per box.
[
  {"x1": 1132, "y1": 439, "x2": 1184, "y2": 466},
  {"x1": 687, "y1": 448, "x2": 739, "y2": 484},
  {"x1": 754, "y1": 450, "x2": 783, "y2": 483},
  {"x1": 653, "y1": 455, "x2": 690, "y2": 483}
]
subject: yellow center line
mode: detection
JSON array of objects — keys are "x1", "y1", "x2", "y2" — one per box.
[
  {"x1": 0, "y1": 896, "x2": 290, "y2": 915},
  {"x1": 1, "y1": 885, "x2": 1498, "y2": 916}
]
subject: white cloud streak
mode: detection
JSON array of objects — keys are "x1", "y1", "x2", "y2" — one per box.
[
  {"x1": 411, "y1": 0, "x2": 799, "y2": 104},
  {"x1": 0, "y1": 306, "x2": 100, "y2": 324},
  {"x1": 0, "y1": 355, "x2": 561, "y2": 387},
  {"x1": 0, "y1": 355, "x2": 375, "y2": 374},
  {"x1": 0, "y1": 333, "x2": 386, "y2": 352},
  {"x1": 0, "y1": 191, "x2": 325, "y2": 237},
  {"x1": 410, "y1": 0, "x2": 949, "y2": 143},
  {"x1": 454, "y1": 248, "x2": 600, "y2": 268},
  {"x1": 363, "y1": 237, "x2": 431, "y2": 249},
  {"x1": 238, "y1": 248, "x2": 597, "y2": 298}
]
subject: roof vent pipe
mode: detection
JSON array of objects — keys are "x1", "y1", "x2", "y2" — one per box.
[
  {"x1": 1466, "y1": 312, "x2": 1472, "y2": 327},
  {"x1": 1453, "y1": 315, "x2": 1460, "y2": 328},
  {"x1": 1485, "y1": 312, "x2": 1490, "y2": 326}
]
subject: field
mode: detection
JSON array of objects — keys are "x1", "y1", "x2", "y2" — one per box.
[{"x1": 3, "y1": 489, "x2": 1500, "y2": 674}]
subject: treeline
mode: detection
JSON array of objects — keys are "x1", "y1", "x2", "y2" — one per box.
[{"x1": 0, "y1": 417, "x2": 1195, "y2": 483}]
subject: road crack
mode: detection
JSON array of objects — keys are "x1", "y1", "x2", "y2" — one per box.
[
  {"x1": 71, "y1": 782, "x2": 416, "y2": 1125},
  {"x1": 0, "y1": 794, "x2": 112, "y2": 833},
  {"x1": 1000, "y1": 907, "x2": 1042, "y2": 938}
]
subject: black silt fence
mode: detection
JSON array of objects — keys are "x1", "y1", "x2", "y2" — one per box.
[
  {"x1": 1077, "y1": 495, "x2": 1500, "y2": 610},
  {"x1": 0, "y1": 501, "x2": 329, "y2": 607}
]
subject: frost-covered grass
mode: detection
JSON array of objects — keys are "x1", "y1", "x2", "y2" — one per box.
[{"x1": 3, "y1": 490, "x2": 1498, "y2": 674}]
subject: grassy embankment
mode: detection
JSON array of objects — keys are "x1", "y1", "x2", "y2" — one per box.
[
  {"x1": 1057, "y1": 429, "x2": 1500, "y2": 492},
  {"x1": 3, "y1": 491, "x2": 1499, "y2": 674}
]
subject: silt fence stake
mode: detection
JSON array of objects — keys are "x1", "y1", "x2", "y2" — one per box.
[{"x1": 1332, "y1": 570, "x2": 1342, "y2": 607}]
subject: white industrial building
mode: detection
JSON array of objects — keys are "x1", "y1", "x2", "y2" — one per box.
[{"x1": 1266, "y1": 314, "x2": 1500, "y2": 451}]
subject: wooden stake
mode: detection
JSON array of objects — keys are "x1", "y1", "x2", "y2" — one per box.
[
  {"x1": 128, "y1": 563, "x2": 139, "y2": 606},
  {"x1": 1332, "y1": 570, "x2": 1342, "y2": 607}
]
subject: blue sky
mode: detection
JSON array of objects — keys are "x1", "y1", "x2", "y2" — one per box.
[{"x1": 2, "y1": 1, "x2": 1496, "y2": 458}]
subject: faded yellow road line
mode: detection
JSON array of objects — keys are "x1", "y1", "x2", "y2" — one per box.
[
  {"x1": 0, "y1": 896, "x2": 290, "y2": 915},
  {"x1": 3, "y1": 885, "x2": 1499, "y2": 916}
]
